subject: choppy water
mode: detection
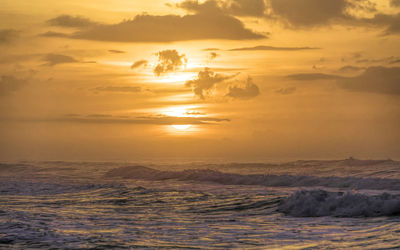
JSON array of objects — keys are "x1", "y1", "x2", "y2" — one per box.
[{"x1": 1, "y1": 159, "x2": 400, "y2": 249}]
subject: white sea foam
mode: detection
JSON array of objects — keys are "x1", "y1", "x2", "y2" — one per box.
[
  {"x1": 278, "y1": 190, "x2": 400, "y2": 217},
  {"x1": 105, "y1": 166, "x2": 400, "y2": 190}
]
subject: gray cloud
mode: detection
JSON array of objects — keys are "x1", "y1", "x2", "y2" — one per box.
[
  {"x1": 43, "y1": 12, "x2": 265, "y2": 42},
  {"x1": 185, "y1": 68, "x2": 232, "y2": 99},
  {"x1": 46, "y1": 15, "x2": 98, "y2": 28},
  {"x1": 338, "y1": 66, "x2": 400, "y2": 95},
  {"x1": 0, "y1": 29, "x2": 19, "y2": 44},
  {"x1": 154, "y1": 50, "x2": 187, "y2": 76},
  {"x1": 0, "y1": 75, "x2": 27, "y2": 96},
  {"x1": 226, "y1": 77, "x2": 260, "y2": 99},
  {"x1": 229, "y1": 45, "x2": 319, "y2": 51},
  {"x1": 42, "y1": 53, "x2": 79, "y2": 66},
  {"x1": 131, "y1": 60, "x2": 148, "y2": 70}
]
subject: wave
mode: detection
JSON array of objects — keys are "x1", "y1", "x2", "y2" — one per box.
[
  {"x1": 105, "y1": 166, "x2": 400, "y2": 190},
  {"x1": 278, "y1": 190, "x2": 400, "y2": 217}
]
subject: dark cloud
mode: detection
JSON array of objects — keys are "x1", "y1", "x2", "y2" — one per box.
[
  {"x1": 268, "y1": 0, "x2": 347, "y2": 27},
  {"x1": 287, "y1": 73, "x2": 344, "y2": 81},
  {"x1": 391, "y1": 0, "x2": 400, "y2": 7},
  {"x1": 226, "y1": 77, "x2": 260, "y2": 99},
  {"x1": 177, "y1": 0, "x2": 266, "y2": 17},
  {"x1": 0, "y1": 75, "x2": 27, "y2": 96},
  {"x1": 154, "y1": 50, "x2": 187, "y2": 76},
  {"x1": 43, "y1": 12, "x2": 265, "y2": 42},
  {"x1": 108, "y1": 50, "x2": 126, "y2": 54},
  {"x1": 131, "y1": 60, "x2": 148, "y2": 70},
  {"x1": 363, "y1": 13, "x2": 400, "y2": 35},
  {"x1": 338, "y1": 66, "x2": 400, "y2": 95},
  {"x1": 275, "y1": 86, "x2": 297, "y2": 95},
  {"x1": 0, "y1": 29, "x2": 19, "y2": 44},
  {"x1": 94, "y1": 86, "x2": 142, "y2": 93},
  {"x1": 229, "y1": 45, "x2": 319, "y2": 51},
  {"x1": 46, "y1": 15, "x2": 98, "y2": 28},
  {"x1": 185, "y1": 68, "x2": 232, "y2": 99},
  {"x1": 42, "y1": 53, "x2": 79, "y2": 66}
]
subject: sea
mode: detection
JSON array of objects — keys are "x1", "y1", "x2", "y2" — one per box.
[{"x1": 1, "y1": 158, "x2": 400, "y2": 249}]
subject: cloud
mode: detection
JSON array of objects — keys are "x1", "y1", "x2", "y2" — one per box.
[
  {"x1": 31, "y1": 114, "x2": 230, "y2": 125},
  {"x1": 229, "y1": 45, "x2": 319, "y2": 51},
  {"x1": 202, "y1": 48, "x2": 220, "y2": 51},
  {"x1": 131, "y1": 60, "x2": 148, "y2": 70},
  {"x1": 177, "y1": 0, "x2": 266, "y2": 17},
  {"x1": 0, "y1": 75, "x2": 27, "y2": 96},
  {"x1": 94, "y1": 86, "x2": 142, "y2": 93},
  {"x1": 363, "y1": 13, "x2": 400, "y2": 35},
  {"x1": 42, "y1": 12, "x2": 265, "y2": 42},
  {"x1": 337, "y1": 65, "x2": 365, "y2": 73},
  {"x1": 226, "y1": 77, "x2": 260, "y2": 99},
  {"x1": 154, "y1": 50, "x2": 187, "y2": 76},
  {"x1": 391, "y1": 0, "x2": 400, "y2": 7},
  {"x1": 287, "y1": 67, "x2": 400, "y2": 95},
  {"x1": 108, "y1": 49, "x2": 126, "y2": 54},
  {"x1": 275, "y1": 86, "x2": 297, "y2": 95},
  {"x1": 338, "y1": 66, "x2": 400, "y2": 95},
  {"x1": 268, "y1": 0, "x2": 347, "y2": 27},
  {"x1": 287, "y1": 73, "x2": 344, "y2": 81},
  {"x1": 46, "y1": 15, "x2": 98, "y2": 28},
  {"x1": 209, "y1": 52, "x2": 219, "y2": 60},
  {"x1": 185, "y1": 68, "x2": 231, "y2": 99},
  {"x1": 266, "y1": 0, "x2": 399, "y2": 33},
  {"x1": 0, "y1": 29, "x2": 19, "y2": 44},
  {"x1": 42, "y1": 53, "x2": 79, "y2": 66}
]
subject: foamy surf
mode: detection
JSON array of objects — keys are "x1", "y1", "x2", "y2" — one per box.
[{"x1": 1, "y1": 160, "x2": 400, "y2": 249}]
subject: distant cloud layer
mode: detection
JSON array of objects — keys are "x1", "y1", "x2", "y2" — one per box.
[
  {"x1": 288, "y1": 66, "x2": 400, "y2": 95},
  {"x1": 43, "y1": 12, "x2": 265, "y2": 42},
  {"x1": 42, "y1": 53, "x2": 79, "y2": 66},
  {"x1": 338, "y1": 66, "x2": 400, "y2": 95},
  {"x1": 46, "y1": 15, "x2": 98, "y2": 28},
  {"x1": 229, "y1": 45, "x2": 319, "y2": 51}
]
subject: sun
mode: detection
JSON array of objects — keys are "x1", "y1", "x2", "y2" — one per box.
[{"x1": 172, "y1": 124, "x2": 192, "y2": 130}]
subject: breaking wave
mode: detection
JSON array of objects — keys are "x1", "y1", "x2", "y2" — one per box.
[
  {"x1": 105, "y1": 166, "x2": 400, "y2": 190},
  {"x1": 278, "y1": 190, "x2": 400, "y2": 217}
]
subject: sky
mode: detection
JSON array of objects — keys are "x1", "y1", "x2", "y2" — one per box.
[{"x1": 0, "y1": 0, "x2": 399, "y2": 161}]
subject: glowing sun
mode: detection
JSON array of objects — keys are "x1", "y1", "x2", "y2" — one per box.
[{"x1": 172, "y1": 124, "x2": 192, "y2": 130}]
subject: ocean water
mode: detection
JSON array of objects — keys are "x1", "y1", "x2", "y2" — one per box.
[{"x1": 1, "y1": 159, "x2": 400, "y2": 249}]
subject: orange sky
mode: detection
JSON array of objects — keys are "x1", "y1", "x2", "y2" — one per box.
[{"x1": 0, "y1": 0, "x2": 400, "y2": 161}]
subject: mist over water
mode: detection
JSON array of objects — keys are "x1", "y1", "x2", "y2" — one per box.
[{"x1": 1, "y1": 159, "x2": 400, "y2": 249}]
